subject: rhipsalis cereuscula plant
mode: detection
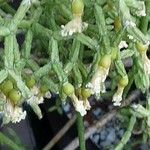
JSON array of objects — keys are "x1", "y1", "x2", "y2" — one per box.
[{"x1": 0, "y1": 0, "x2": 150, "y2": 149}]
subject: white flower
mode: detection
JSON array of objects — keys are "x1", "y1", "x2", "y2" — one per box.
[
  {"x1": 31, "y1": 86, "x2": 44, "y2": 104},
  {"x1": 31, "y1": 86, "x2": 39, "y2": 95},
  {"x1": 3, "y1": 102, "x2": 26, "y2": 123},
  {"x1": 71, "y1": 94, "x2": 87, "y2": 116},
  {"x1": 118, "y1": 41, "x2": 128, "y2": 49},
  {"x1": 74, "y1": 100, "x2": 87, "y2": 116},
  {"x1": 141, "y1": 51, "x2": 150, "y2": 74},
  {"x1": 128, "y1": 35, "x2": 134, "y2": 40},
  {"x1": 90, "y1": 66, "x2": 109, "y2": 96},
  {"x1": 11, "y1": 107, "x2": 26, "y2": 123},
  {"x1": 125, "y1": 20, "x2": 136, "y2": 28},
  {"x1": 30, "y1": 85, "x2": 52, "y2": 103},
  {"x1": 37, "y1": 96, "x2": 44, "y2": 104},
  {"x1": 61, "y1": 16, "x2": 88, "y2": 36},
  {"x1": 83, "y1": 100, "x2": 91, "y2": 110},
  {"x1": 112, "y1": 86, "x2": 124, "y2": 106},
  {"x1": 127, "y1": 34, "x2": 137, "y2": 42},
  {"x1": 44, "y1": 91, "x2": 51, "y2": 99}
]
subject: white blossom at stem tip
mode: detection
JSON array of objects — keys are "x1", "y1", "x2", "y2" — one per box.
[
  {"x1": 44, "y1": 91, "x2": 51, "y2": 99},
  {"x1": 3, "y1": 102, "x2": 26, "y2": 124},
  {"x1": 61, "y1": 15, "x2": 88, "y2": 37},
  {"x1": 125, "y1": 20, "x2": 136, "y2": 28},
  {"x1": 118, "y1": 41, "x2": 128, "y2": 49},
  {"x1": 112, "y1": 86, "x2": 124, "y2": 106},
  {"x1": 71, "y1": 94, "x2": 87, "y2": 116},
  {"x1": 127, "y1": 35, "x2": 137, "y2": 42},
  {"x1": 89, "y1": 66, "x2": 109, "y2": 97},
  {"x1": 83, "y1": 99, "x2": 91, "y2": 110}
]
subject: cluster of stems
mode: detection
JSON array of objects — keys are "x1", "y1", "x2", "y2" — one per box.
[{"x1": 0, "y1": 0, "x2": 150, "y2": 149}]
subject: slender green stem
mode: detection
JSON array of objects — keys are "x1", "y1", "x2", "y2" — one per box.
[
  {"x1": 76, "y1": 112, "x2": 86, "y2": 150},
  {"x1": 123, "y1": 69, "x2": 134, "y2": 99},
  {"x1": 94, "y1": 4, "x2": 110, "y2": 53},
  {"x1": 115, "y1": 116, "x2": 136, "y2": 150},
  {"x1": 12, "y1": 0, "x2": 31, "y2": 26},
  {"x1": 0, "y1": 132, "x2": 24, "y2": 150},
  {"x1": 140, "y1": 0, "x2": 150, "y2": 34}
]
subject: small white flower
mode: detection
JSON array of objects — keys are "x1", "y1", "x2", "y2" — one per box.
[
  {"x1": 44, "y1": 91, "x2": 51, "y2": 99},
  {"x1": 3, "y1": 102, "x2": 26, "y2": 123},
  {"x1": 61, "y1": 16, "x2": 88, "y2": 37},
  {"x1": 141, "y1": 51, "x2": 150, "y2": 74},
  {"x1": 118, "y1": 41, "x2": 128, "y2": 49},
  {"x1": 90, "y1": 66, "x2": 109, "y2": 96},
  {"x1": 112, "y1": 86, "x2": 124, "y2": 106},
  {"x1": 127, "y1": 34, "x2": 137, "y2": 42},
  {"x1": 127, "y1": 35, "x2": 134, "y2": 40},
  {"x1": 83, "y1": 100, "x2": 91, "y2": 110},
  {"x1": 31, "y1": 86, "x2": 39, "y2": 95},
  {"x1": 86, "y1": 82, "x2": 94, "y2": 90},
  {"x1": 11, "y1": 107, "x2": 26, "y2": 123},
  {"x1": 125, "y1": 20, "x2": 136, "y2": 28},
  {"x1": 37, "y1": 96, "x2": 44, "y2": 104},
  {"x1": 74, "y1": 100, "x2": 87, "y2": 116},
  {"x1": 71, "y1": 94, "x2": 87, "y2": 116},
  {"x1": 30, "y1": 85, "x2": 51, "y2": 103}
]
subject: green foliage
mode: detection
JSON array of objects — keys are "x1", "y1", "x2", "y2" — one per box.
[{"x1": 0, "y1": 0, "x2": 150, "y2": 149}]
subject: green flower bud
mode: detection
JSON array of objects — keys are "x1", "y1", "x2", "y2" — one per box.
[
  {"x1": 119, "y1": 76, "x2": 129, "y2": 87},
  {"x1": 81, "y1": 88, "x2": 92, "y2": 100},
  {"x1": 99, "y1": 54, "x2": 111, "y2": 69},
  {"x1": 136, "y1": 42, "x2": 148, "y2": 53},
  {"x1": 63, "y1": 83, "x2": 74, "y2": 96},
  {"x1": 40, "y1": 85, "x2": 48, "y2": 95},
  {"x1": 25, "y1": 77, "x2": 36, "y2": 89},
  {"x1": 72, "y1": 0, "x2": 84, "y2": 16},
  {"x1": 8, "y1": 89, "x2": 21, "y2": 104},
  {"x1": 1, "y1": 80, "x2": 13, "y2": 95}
]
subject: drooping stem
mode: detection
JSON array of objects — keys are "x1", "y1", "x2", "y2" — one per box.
[
  {"x1": 115, "y1": 115, "x2": 136, "y2": 150},
  {"x1": 76, "y1": 112, "x2": 86, "y2": 150},
  {"x1": 0, "y1": 132, "x2": 24, "y2": 150}
]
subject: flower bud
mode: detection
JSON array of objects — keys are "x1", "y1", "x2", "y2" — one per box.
[
  {"x1": 119, "y1": 76, "x2": 129, "y2": 87},
  {"x1": 72, "y1": 0, "x2": 84, "y2": 16},
  {"x1": 81, "y1": 88, "x2": 92, "y2": 100},
  {"x1": 1, "y1": 80, "x2": 13, "y2": 95},
  {"x1": 99, "y1": 54, "x2": 111, "y2": 69},
  {"x1": 25, "y1": 77, "x2": 36, "y2": 89},
  {"x1": 8, "y1": 89, "x2": 21, "y2": 105},
  {"x1": 63, "y1": 83, "x2": 75, "y2": 96},
  {"x1": 40, "y1": 85, "x2": 48, "y2": 95}
]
